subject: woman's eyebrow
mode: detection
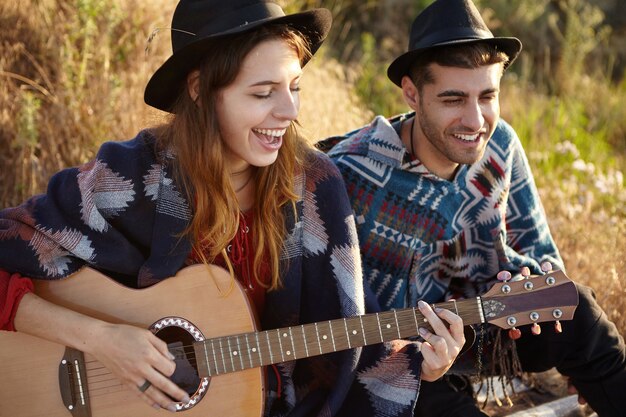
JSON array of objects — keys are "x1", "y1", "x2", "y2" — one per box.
[{"x1": 249, "y1": 80, "x2": 280, "y2": 87}]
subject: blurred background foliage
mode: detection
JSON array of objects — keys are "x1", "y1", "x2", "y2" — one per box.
[
  {"x1": 286, "y1": 0, "x2": 625, "y2": 222},
  {"x1": 0, "y1": 0, "x2": 624, "y2": 333}
]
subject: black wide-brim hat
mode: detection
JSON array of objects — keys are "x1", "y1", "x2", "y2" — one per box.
[
  {"x1": 145, "y1": 0, "x2": 332, "y2": 112},
  {"x1": 387, "y1": 0, "x2": 522, "y2": 87}
]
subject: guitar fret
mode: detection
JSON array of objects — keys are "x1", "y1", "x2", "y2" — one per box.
[
  {"x1": 393, "y1": 310, "x2": 402, "y2": 338},
  {"x1": 244, "y1": 334, "x2": 253, "y2": 369},
  {"x1": 211, "y1": 339, "x2": 222, "y2": 375},
  {"x1": 255, "y1": 332, "x2": 263, "y2": 367},
  {"x1": 235, "y1": 336, "x2": 244, "y2": 370},
  {"x1": 217, "y1": 338, "x2": 226, "y2": 373},
  {"x1": 451, "y1": 299, "x2": 459, "y2": 315},
  {"x1": 412, "y1": 307, "x2": 420, "y2": 334},
  {"x1": 288, "y1": 327, "x2": 297, "y2": 359},
  {"x1": 359, "y1": 316, "x2": 367, "y2": 345},
  {"x1": 226, "y1": 338, "x2": 236, "y2": 372},
  {"x1": 343, "y1": 318, "x2": 351, "y2": 349},
  {"x1": 328, "y1": 320, "x2": 337, "y2": 351},
  {"x1": 314, "y1": 322, "x2": 323, "y2": 354},
  {"x1": 375, "y1": 313, "x2": 384, "y2": 343},
  {"x1": 276, "y1": 329, "x2": 286, "y2": 362},
  {"x1": 202, "y1": 342, "x2": 212, "y2": 376},
  {"x1": 301, "y1": 325, "x2": 310, "y2": 357},
  {"x1": 265, "y1": 331, "x2": 274, "y2": 364}
]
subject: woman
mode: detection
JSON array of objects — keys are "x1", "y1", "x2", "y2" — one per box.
[{"x1": 0, "y1": 1, "x2": 464, "y2": 415}]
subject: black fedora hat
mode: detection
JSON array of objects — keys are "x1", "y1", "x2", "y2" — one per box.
[
  {"x1": 387, "y1": 0, "x2": 522, "y2": 87},
  {"x1": 144, "y1": 0, "x2": 332, "y2": 112}
]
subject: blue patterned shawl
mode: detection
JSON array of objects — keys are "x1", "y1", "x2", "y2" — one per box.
[{"x1": 323, "y1": 113, "x2": 564, "y2": 311}]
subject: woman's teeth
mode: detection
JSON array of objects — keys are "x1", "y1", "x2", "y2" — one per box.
[{"x1": 253, "y1": 128, "x2": 286, "y2": 137}]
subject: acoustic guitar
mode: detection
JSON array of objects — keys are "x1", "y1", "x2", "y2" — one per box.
[{"x1": 0, "y1": 265, "x2": 578, "y2": 416}]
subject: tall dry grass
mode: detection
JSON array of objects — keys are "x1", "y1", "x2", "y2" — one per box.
[
  {"x1": 0, "y1": 0, "x2": 370, "y2": 206},
  {"x1": 0, "y1": 0, "x2": 624, "y2": 339},
  {"x1": 0, "y1": 0, "x2": 173, "y2": 207}
]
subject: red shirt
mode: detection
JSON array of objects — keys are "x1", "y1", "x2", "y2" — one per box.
[
  {"x1": 189, "y1": 211, "x2": 270, "y2": 316},
  {"x1": 0, "y1": 270, "x2": 34, "y2": 331}
]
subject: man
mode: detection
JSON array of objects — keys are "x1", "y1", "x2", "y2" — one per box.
[{"x1": 320, "y1": 0, "x2": 626, "y2": 415}]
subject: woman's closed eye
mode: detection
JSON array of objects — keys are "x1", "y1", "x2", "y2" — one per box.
[{"x1": 253, "y1": 86, "x2": 300, "y2": 100}]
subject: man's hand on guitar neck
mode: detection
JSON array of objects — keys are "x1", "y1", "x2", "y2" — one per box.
[
  {"x1": 416, "y1": 300, "x2": 465, "y2": 381},
  {"x1": 390, "y1": 301, "x2": 465, "y2": 382}
]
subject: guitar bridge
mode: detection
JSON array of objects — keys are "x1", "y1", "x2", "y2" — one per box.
[{"x1": 58, "y1": 347, "x2": 91, "y2": 417}]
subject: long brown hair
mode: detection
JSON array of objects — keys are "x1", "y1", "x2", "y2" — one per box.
[{"x1": 155, "y1": 25, "x2": 312, "y2": 290}]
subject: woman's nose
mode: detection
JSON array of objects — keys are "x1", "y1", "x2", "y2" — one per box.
[{"x1": 273, "y1": 90, "x2": 299, "y2": 121}]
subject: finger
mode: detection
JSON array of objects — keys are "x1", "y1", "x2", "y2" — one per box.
[
  {"x1": 418, "y1": 301, "x2": 454, "y2": 342},
  {"x1": 143, "y1": 336, "x2": 188, "y2": 403},
  {"x1": 540, "y1": 261, "x2": 552, "y2": 272},
  {"x1": 143, "y1": 381, "x2": 181, "y2": 412},
  {"x1": 149, "y1": 335, "x2": 177, "y2": 377},
  {"x1": 417, "y1": 301, "x2": 446, "y2": 334},
  {"x1": 145, "y1": 365, "x2": 191, "y2": 404},
  {"x1": 130, "y1": 380, "x2": 173, "y2": 411},
  {"x1": 419, "y1": 328, "x2": 449, "y2": 355},
  {"x1": 418, "y1": 338, "x2": 452, "y2": 381},
  {"x1": 432, "y1": 307, "x2": 465, "y2": 344}
]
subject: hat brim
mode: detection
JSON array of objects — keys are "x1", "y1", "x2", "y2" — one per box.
[
  {"x1": 387, "y1": 37, "x2": 522, "y2": 87},
  {"x1": 145, "y1": 8, "x2": 332, "y2": 112}
]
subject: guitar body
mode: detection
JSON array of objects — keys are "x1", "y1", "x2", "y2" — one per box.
[
  {"x1": 0, "y1": 265, "x2": 264, "y2": 417},
  {"x1": 0, "y1": 264, "x2": 579, "y2": 417}
]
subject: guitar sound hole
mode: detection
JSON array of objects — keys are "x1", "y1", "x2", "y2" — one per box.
[{"x1": 155, "y1": 326, "x2": 203, "y2": 397}]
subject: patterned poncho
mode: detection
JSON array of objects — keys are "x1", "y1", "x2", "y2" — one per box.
[
  {"x1": 0, "y1": 129, "x2": 424, "y2": 417},
  {"x1": 322, "y1": 113, "x2": 564, "y2": 311}
]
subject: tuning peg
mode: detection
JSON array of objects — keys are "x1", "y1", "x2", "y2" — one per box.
[
  {"x1": 497, "y1": 271, "x2": 512, "y2": 282},
  {"x1": 554, "y1": 321, "x2": 563, "y2": 333},
  {"x1": 520, "y1": 266, "x2": 531, "y2": 279},
  {"x1": 541, "y1": 261, "x2": 553, "y2": 273},
  {"x1": 508, "y1": 327, "x2": 522, "y2": 340},
  {"x1": 531, "y1": 323, "x2": 542, "y2": 335}
]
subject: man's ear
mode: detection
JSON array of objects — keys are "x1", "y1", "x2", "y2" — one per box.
[
  {"x1": 401, "y1": 75, "x2": 420, "y2": 110},
  {"x1": 187, "y1": 69, "x2": 201, "y2": 103}
]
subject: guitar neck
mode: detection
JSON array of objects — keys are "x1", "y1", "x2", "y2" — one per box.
[{"x1": 194, "y1": 298, "x2": 484, "y2": 377}]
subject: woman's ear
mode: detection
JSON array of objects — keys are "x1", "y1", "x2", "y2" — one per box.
[
  {"x1": 401, "y1": 75, "x2": 420, "y2": 111},
  {"x1": 187, "y1": 70, "x2": 201, "y2": 103}
]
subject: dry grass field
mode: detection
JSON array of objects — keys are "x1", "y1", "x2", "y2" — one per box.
[{"x1": 1, "y1": 4, "x2": 624, "y2": 411}]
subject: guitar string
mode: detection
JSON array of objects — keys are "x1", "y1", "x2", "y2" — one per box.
[
  {"x1": 81, "y1": 300, "x2": 480, "y2": 373},
  {"x1": 71, "y1": 302, "x2": 484, "y2": 400},
  {"x1": 81, "y1": 301, "x2": 480, "y2": 374}
]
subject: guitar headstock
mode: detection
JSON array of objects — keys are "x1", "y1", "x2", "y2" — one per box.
[{"x1": 481, "y1": 270, "x2": 579, "y2": 329}]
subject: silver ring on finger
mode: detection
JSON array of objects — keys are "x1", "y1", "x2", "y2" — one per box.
[{"x1": 138, "y1": 380, "x2": 152, "y2": 393}]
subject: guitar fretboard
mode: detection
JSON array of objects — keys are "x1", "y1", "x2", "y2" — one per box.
[{"x1": 194, "y1": 298, "x2": 484, "y2": 377}]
